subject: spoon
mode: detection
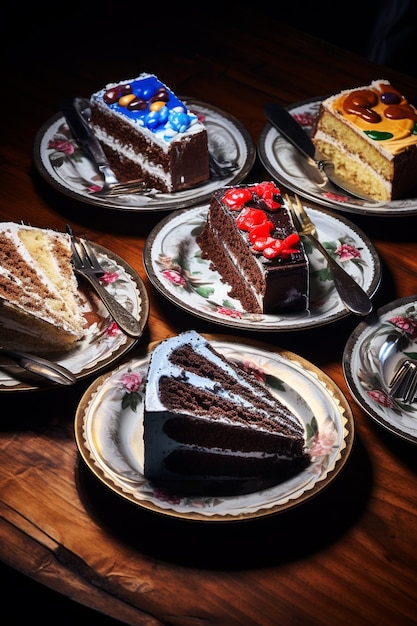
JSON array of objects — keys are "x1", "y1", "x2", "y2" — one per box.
[
  {"x1": 378, "y1": 335, "x2": 403, "y2": 388},
  {"x1": 0, "y1": 347, "x2": 76, "y2": 386},
  {"x1": 263, "y1": 102, "x2": 377, "y2": 202}
]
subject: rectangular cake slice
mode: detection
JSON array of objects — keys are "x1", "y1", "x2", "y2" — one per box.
[
  {"x1": 89, "y1": 73, "x2": 210, "y2": 193},
  {"x1": 311, "y1": 79, "x2": 417, "y2": 201},
  {"x1": 197, "y1": 182, "x2": 309, "y2": 314}
]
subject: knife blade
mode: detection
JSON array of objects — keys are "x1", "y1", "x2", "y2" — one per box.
[
  {"x1": 263, "y1": 102, "x2": 376, "y2": 202},
  {"x1": 61, "y1": 97, "x2": 115, "y2": 173}
]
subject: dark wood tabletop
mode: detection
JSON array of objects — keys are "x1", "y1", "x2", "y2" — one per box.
[{"x1": 2, "y1": 7, "x2": 417, "y2": 625}]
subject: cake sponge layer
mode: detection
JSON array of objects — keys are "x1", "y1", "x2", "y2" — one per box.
[
  {"x1": 143, "y1": 331, "x2": 310, "y2": 494},
  {"x1": 312, "y1": 79, "x2": 417, "y2": 201},
  {"x1": 0, "y1": 223, "x2": 84, "y2": 352}
]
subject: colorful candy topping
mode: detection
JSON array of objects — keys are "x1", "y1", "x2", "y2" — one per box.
[
  {"x1": 100, "y1": 75, "x2": 199, "y2": 142},
  {"x1": 222, "y1": 183, "x2": 301, "y2": 260},
  {"x1": 342, "y1": 84, "x2": 417, "y2": 142}
]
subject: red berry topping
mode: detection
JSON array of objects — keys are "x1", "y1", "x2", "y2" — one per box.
[
  {"x1": 252, "y1": 181, "x2": 282, "y2": 210},
  {"x1": 248, "y1": 221, "x2": 274, "y2": 243},
  {"x1": 236, "y1": 207, "x2": 268, "y2": 230},
  {"x1": 223, "y1": 188, "x2": 253, "y2": 210},
  {"x1": 251, "y1": 236, "x2": 277, "y2": 251}
]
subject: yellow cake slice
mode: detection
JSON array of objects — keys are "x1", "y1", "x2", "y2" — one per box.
[{"x1": 312, "y1": 79, "x2": 417, "y2": 201}]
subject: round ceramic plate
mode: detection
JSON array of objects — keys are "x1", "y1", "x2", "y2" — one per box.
[
  {"x1": 258, "y1": 97, "x2": 417, "y2": 217},
  {"x1": 0, "y1": 242, "x2": 149, "y2": 392},
  {"x1": 343, "y1": 296, "x2": 417, "y2": 444},
  {"x1": 143, "y1": 204, "x2": 381, "y2": 331},
  {"x1": 33, "y1": 98, "x2": 255, "y2": 212},
  {"x1": 74, "y1": 334, "x2": 354, "y2": 521}
]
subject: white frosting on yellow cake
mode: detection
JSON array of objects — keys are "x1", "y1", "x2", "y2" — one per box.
[
  {"x1": 312, "y1": 79, "x2": 417, "y2": 201},
  {"x1": 0, "y1": 223, "x2": 84, "y2": 352}
]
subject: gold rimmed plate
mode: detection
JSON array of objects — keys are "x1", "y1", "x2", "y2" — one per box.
[
  {"x1": 0, "y1": 242, "x2": 149, "y2": 391},
  {"x1": 74, "y1": 334, "x2": 354, "y2": 522}
]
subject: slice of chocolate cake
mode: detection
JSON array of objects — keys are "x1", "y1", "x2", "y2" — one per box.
[
  {"x1": 143, "y1": 331, "x2": 310, "y2": 495},
  {"x1": 197, "y1": 182, "x2": 309, "y2": 314},
  {"x1": 89, "y1": 73, "x2": 209, "y2": 193}
]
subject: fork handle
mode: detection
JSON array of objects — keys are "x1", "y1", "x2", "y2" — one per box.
[
  {"x1": 305, "y1": 234, "x2": 373, "y2": 316},
  {"x1": 80, "y1": 272, "x2": 143, "y2": 338}
]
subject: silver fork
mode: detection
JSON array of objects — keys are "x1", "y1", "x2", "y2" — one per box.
[
  {"x1": 284, "y1": 193, "x2": 373, "y2": 317},
  {"x1": 62, "y1": 98, "x2": 148, "y2": 197},
  {"x1": 389, "y1": 359, "x2": 417, "y2": 404},
  {"x1": 66, "y1": 226, "x2": 143, "y2": 338},
  {"x1": 92, "y1": 164, "x2": 148, "y2": 197}
]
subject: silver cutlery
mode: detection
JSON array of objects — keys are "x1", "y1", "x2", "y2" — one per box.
[
  {"x1": 284, "y1": 193, "x2": 373, "y2": 317},
  {"x1": 66, "y1": 226, "x2": 143, "y2": 338},
  {"x1": 389, "y1": 358, "x2": 417, "y2": 404},
  {"x1": 0, "y1": 347, "x2": 76, "y2": 386},
  {"x1": 264, "y1": 102, "x2": 376, "y2": 202},
  {"x1": 61, "y1": 98, "x2": 148, "y2": 197}
]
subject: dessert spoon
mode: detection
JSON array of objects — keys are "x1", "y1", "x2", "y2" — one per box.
[
  {"x1": 263, "y1": 102, "x2": 377, "y2": 202},
  {"x1": 0, "y1": 347, "x2": 76, "y2": 385}
]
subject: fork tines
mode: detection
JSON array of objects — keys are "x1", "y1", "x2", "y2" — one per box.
[
  {"x1": 79, "y1": 237, "x2": 103, "y2": 272},
  {"x1": 66, "y1": 225, "x2": 102, "y2": 274},
  {"x1": 284, "y1": 193, "x2": 301, "y2": 228},
  {"x1": 389, "y1": 359, "x2": 417, "y2": 404}
]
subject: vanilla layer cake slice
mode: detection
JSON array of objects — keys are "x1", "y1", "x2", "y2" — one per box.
[
  {"x1": 0, "y1": 223, "x2": 84, "y2": 352},
  {"x1": 312, "y1": 79, "x2": 417, "y2": 201}
]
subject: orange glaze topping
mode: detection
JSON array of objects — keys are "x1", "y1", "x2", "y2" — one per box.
[{"x1": 334, "y1": 82, "x2": 417, "y2": 154}]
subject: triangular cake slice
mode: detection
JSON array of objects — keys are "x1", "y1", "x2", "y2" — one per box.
[
  {"x1": 143, "y1": 331, "x2": 310, "y2": 495},
  {"x1": 0, "y1": 223, "x2": 85, "y2": 352}
]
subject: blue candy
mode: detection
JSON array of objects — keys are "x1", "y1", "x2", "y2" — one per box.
[
  {"x1": 168, "y1": 110, "x2": 190, "y2": 133},
  {"x1": 145, "y1": 110, "x2": 160, "y2": 129}
]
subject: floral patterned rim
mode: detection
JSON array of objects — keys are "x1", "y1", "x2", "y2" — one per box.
[
  {"x1": 74, "y1": 334, "x2": 354, "y2": 521},
  {"x1": 0, "y1": 242, "x2": 149, "y2": 392},
  {"x1": 143, "y1": 204, "x2": 381, "y2": 331},
  {"x1": 33, "y1": 98, "x2": 255, "y2": 212},
  {"x1": 343, "y1": 295, "x2": 417, "y2": 444},
  {"x1": 258, "y1": 96, "x2": 417, "y2": 217}
]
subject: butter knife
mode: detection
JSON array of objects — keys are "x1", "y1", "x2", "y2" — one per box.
[
  {"x1": 0, "y1": 347, "x2": 76, "y2": 385},
  {"x1": 263, "y1": 102, "x2": 376, "y2": 201}
]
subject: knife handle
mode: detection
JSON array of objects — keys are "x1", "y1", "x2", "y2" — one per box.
[{"x1": 263, "y1": 102, "x2": 316, "y2": 159}]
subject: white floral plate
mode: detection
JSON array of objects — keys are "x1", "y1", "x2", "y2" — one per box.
[
  {"x1": 74, "y1": 334, "x2": 354, "y2": 521},
  {"x1": 343, "y1": 296, "x2": 417, "y2": 444},
  {"x1": 33, "y1": 98, "x2": 255, "y2": 212},
  {"x1": 258, "y1": 97, "x2": 417, "y2": 217},
  {"x1": 143, "y1": 204, "x2": 381, "y2": 331},
  {"x1": 0, "y1": 242, "x2": 149, "y2": 391}
]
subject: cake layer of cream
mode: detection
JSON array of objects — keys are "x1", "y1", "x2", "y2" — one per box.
[
  {"x1": 312, "y1": 79, "x2": 417, "y2": 201},
  {"x1": 0, "y1": 223, "x2": 84, "y2": 352},
  {"x1": 143, "y1": 331, "x2": 309, "y2": 492}
]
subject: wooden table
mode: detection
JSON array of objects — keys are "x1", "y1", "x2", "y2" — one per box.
[{"x1": 2, "y1": 8, "x2": 417, "y2": 625}]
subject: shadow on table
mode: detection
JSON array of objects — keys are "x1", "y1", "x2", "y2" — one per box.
[{"x1": 76, "y1": 433, "x2": 372, "y2": 570}]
